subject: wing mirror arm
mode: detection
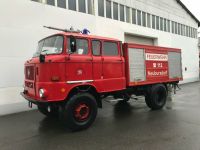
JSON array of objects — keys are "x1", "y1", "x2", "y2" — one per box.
[
  {"x1": 39, "y1": 54, "x2": 45, "y2": 63},
  {"x1": 69, "y1": 36, "x2": 76, "y2": 53}
]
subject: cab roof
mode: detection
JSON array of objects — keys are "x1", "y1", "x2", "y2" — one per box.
[{"x1": 42, "y1": 32, "x2": 121, "y2": 42}]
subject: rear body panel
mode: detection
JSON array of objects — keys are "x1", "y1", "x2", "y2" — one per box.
[{"x1": 123, "y1": 43, "x2": 182, "y2": 87}]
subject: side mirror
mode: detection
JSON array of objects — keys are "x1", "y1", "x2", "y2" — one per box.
[
  {"x1": 39, "y1": 54, "x2": 45, "y2": 63},
  {"x1": 70, "y1": 36, "x2": 76, "y2": 53}
]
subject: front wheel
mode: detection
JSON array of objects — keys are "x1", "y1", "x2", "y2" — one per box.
[
  {"x1": 61, "y1": 93, "x2": 98, "y2": 131},
  {"x1": 145, "y1": 84, "x2": 167, "y2": 110}
]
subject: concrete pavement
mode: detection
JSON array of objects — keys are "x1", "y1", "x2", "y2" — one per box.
[{"x1": 0, "y1": 82, "x2": 200, "y2": 150}]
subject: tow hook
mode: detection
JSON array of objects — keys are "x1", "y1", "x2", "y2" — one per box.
[{"x1": 28, "y1": 101, "x2": 33, "y2": 108}]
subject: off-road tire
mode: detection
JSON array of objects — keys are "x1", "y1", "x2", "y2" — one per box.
[
  {"x1": 145, "y1": 84, "x2": 167, "y2": 110},
  {"x1": 61, "y1": 93, "x2": 97, "y2": 131}
]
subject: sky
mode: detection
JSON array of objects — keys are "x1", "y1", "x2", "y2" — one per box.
[{"x1": 180, "y1": 0, "x2": 200, "y2": 21}]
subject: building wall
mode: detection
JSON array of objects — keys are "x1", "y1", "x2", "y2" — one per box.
[{"x1": 0, "y1": 0, "x2": 199, "y2": 114}]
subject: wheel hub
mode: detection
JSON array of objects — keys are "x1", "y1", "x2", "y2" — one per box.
[{"x1": 74, "y1": 103, "x2": 90, "y2": 121}]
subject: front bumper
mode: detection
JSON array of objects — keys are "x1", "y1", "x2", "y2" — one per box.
[{"x1": 20, "y1": 92, "x2": 48, "y2": 105}]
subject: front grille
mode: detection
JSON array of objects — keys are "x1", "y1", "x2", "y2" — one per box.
[{"x1": 25, "y1": 66, "x2": 35, "y2": 80}]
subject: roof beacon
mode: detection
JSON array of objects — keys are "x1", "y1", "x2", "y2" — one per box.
[{"x1": 81, "y1": 28, "x2": 90, "y2": 35}]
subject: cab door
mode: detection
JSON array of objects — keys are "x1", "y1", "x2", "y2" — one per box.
[
  {"x1": 101, "y1": 41, "x2": 125, "y2": 92},
  {"x1": 66, "y1": 38, "x2": 93, "y2": 83},
  {"x1": 91, "y1": 40, "x2": 104, "y2": 91}
]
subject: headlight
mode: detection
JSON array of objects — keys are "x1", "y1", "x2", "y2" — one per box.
[{"x1": 39, "y1": 89, "x2": 46, "y2": 98}]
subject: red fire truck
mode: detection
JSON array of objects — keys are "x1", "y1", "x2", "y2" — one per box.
[{"x1": 21, "y1": 27, "x2": 182, "y2": 130}]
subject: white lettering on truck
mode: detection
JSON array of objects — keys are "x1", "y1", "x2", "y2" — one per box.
[
  {"x1": 147, "y1": 71, "x2": 168, "y2": 76},
  {"x1": 146, "y1": 53, "x2": 168, "y2": 61}
]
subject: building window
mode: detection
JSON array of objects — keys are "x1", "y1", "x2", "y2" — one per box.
[
  {"x1": 103, "y1": 42, "x2": 118, "y2": 56},
  {"x1": 164, "y1": 19, "x2": 166, "y2": 32},
  {"x1": 87, "y1": 0, "x2": 93, "y2": 14},
  {"x1": 180, "y1": 24, "x2": 183, "y2": 35},
  {"x1": 156, "y1": 16, "x2": 159, "y2": 30},
  {"x1": 191, "y1": 27, "x2": 194, "y2": 38},
  {"x1": 106, "y1": 0, "x2": 111, "y2": 18},
  {"x1": 195, "y1": 29, "x2": 197, "y2": 38},
  {"x1": 147, "y1": 13, "x2": 151, "y2": 28},
  {"x1": 175, "y1": 22, "x2": 178, "y2": 34},
  {"x1": 167, "y1": 20, "x2": 170, "y2": 32},
  {"x1": 189, "y1": 27, "x2": 191, "y2": 37},
  {"x1": 193, "y1": 28, "x2": 195, "y2": 38},
  {"x1": 31, "y1": 0, "x2": 42, "y2": 2},
  {"x1": 78, "y1": 0, "x2": 86, "y2": 13},
  {"x1": 186, "y1": 26, "x2": 189, "y2": 37},
  {"x1": 98, "y1": 0, "x2": 104, "y2": 17},
  {"x1": 132, "y1": 9, "x2": 136, "y2": 24},
  {"x1": 178, "y1": 23, "x2": 181, "y2": 35},
  {"x1": 142, "y1": 12, "x2": 146, "y2": 27},
  {"x1": 195, "y1": 28, "x2": 197, "y2": 38},
  {"x1": 172, "y1": 21, "x2": 175, "y2": 33},
  {"x1": 120, "y1": 5, "x2": 125, "y2": 22},
  {"x1": 113, "y1": 2, "x2": 118, "y2": 20},
  {"x1": 57, "y1": 0, "x2": 66, "y2": 8},
  {"x1": 191, "y1": 27, "x2": 193, "y2": 38},
  {"x1": 126, "y1": 7, "x2": 130, "y2": 23},
  {"x1": 68, "y1": 0, "x2": 76, "y2": 11},
  {"x1": 137, "y1": 10, "x2": 141, "y2": 26},
  {"x1": 152, "y1": 15, "x2": 155, "y2": 29},
  {"x1": 183, "y1": 25, "x2": 186, "y2": 36},
  {"x1": 182, "y1": 25, "x2": 185, "y2": 36},
  {"x1": 160, "y1": 17, "x2": 163, "y2": 31},
  {"x1": 47, "y1": 0, "x2": 55, "y2": 5}
]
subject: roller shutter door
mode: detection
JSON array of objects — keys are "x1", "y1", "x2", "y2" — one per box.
[{"x1": 125, "y1": 34, "x2": 154, "y2": 45}]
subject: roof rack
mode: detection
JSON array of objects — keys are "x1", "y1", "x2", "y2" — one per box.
[{"x1": 43, "y1": 26, "x2": 81, "y2": 33}]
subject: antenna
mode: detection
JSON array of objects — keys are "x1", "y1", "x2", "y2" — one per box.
[{"x1": 43, "y1": 26, "x2": 81, "y2": 33}]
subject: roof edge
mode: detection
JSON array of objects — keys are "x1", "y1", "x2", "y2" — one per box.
[{"x1": 176, "y1": 0, "x2": 200, "y2": 27}]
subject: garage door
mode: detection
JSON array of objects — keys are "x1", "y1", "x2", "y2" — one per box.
[{"x1": 124, "y1": 34, "x2": 154, "y2": 45}]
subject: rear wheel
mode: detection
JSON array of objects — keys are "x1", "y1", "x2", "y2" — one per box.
[
  {"x1": 61, "y1": 93, "x2": 97, "y2": 131},
  {"x1": 145, "y1": 84, "x2": 167, "y2": 110},
  {"x1": 37, "y1": 104, "x2": 59, "y2": 117}
]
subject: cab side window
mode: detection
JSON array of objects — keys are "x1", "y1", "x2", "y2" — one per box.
[
  {"x1": 103, "y1": 41, "x2": 118, "y2": 56},
  {"x1": 67, "y1": 38, "x2": 88, "y2": 55},
  {"x1": 92, "y1": 40, "x2": 101, "y2": 56}
]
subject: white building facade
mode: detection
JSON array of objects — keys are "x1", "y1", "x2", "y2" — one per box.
[{"x1": 0, "y1": 0, "x2": 199, "y2": 114}]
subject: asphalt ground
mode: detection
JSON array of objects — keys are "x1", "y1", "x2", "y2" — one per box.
[{"x1": 0, "y1": 82, "x2": 200, "y2": 150}]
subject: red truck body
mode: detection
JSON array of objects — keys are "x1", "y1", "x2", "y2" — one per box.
[{"x1": 21, "y1": 31, "x2": 182, "y2": 130}]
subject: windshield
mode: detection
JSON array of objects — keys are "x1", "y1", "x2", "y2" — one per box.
[{"x1": 33, "y1": 35, "x2": 64, "y2": 57}]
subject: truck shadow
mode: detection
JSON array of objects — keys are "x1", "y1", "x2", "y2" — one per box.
[
  {"x1": 38, "y1": 116, "x2": 72, "y2": 134},
  {"x1": 113, "y1": 101, "x2": 137, "y2": 119}
]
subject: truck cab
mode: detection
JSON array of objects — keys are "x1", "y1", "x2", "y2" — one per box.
[{"x1": 22, "y1": 32, "x2": 126, "y2": 130}]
